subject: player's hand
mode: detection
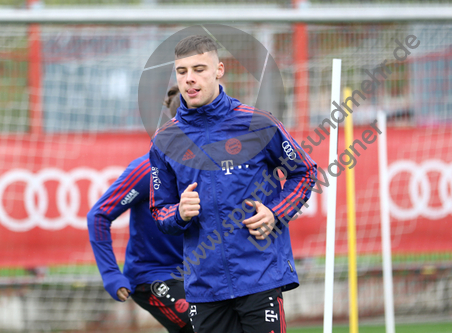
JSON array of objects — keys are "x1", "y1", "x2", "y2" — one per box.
[
  {"x1": 117, "y1": 287, "x2": 131, "y2": 302},
  {"x1": 179, "y1": 182, "x2": 200, "y2": 221},
  {"x1": 242, "y1": 200, "x2": 275, "y2": 240}
]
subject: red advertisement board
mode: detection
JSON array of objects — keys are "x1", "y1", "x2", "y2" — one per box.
[{"x1": 0, "y1": 127, "x2": 450, "y2": 267}]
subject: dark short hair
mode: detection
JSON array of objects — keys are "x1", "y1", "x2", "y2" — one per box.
[
  {"x1": 175, "y1": 35, "x2": 218, "y2": 59},
  {"x1": 164, "y1": 85, "x2": 180, "y2": 117}
]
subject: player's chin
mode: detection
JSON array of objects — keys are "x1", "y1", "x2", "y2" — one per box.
[{"x1": 189, "y1": 100, "x2": 204, "y2": 109}]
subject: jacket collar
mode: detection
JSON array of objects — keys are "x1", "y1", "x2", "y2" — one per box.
[{"x1": 176, "y1": 85, "x2": 240, "y2": 127}]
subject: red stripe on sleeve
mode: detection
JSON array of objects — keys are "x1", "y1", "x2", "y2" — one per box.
[
  {"x1": 100, "y1": 160, "x2": 149, "y2": 213},
  {"x1": 235, "y1": 104, "x2": 315, "y2": 220},
  {"x1": 102, "y1": 163, "x2": 150, "y2": 215},
  {"x1": 149, "y1": 142, "x2": 155, "y2": 211},
  {"x1": 94, "y1": 215, "x2": 100, "y2": 241},
  {"x1": 273, "y1": 177, "x2": 309, "y2": 218},
  {"x1": 271, "y1": 121, "x2": 315, "y2": 218}
]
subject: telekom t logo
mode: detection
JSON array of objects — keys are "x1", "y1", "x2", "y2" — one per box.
[
  {"x1": 265, "y1": 310, "x2": 278, "y2": 322},
  {"x1": 221, "y1": 160, "x2": 234, "y2": 175}
]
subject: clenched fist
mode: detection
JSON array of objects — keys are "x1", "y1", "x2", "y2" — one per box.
[
  {"x1": 179, "y1": 182, "x2": 200, "y2": 221},
  {"x1": 242, "y1": 200, "x2": 276, "y2": 240},
  {"x1": 117, "y1": 287, "x2": 130, "y2": 302}
]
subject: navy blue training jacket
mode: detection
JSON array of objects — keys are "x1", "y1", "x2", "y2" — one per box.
[
  {"x1": 149, "y1": 86, "x2": 317, "y2": 303},
  {"x1": 87, "y1": 154, "x2": 184, "y2": 301}
]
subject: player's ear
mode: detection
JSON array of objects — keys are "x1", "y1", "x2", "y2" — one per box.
[{"x1": 216, "y1": 62, "x2": 224, "y2": 79}]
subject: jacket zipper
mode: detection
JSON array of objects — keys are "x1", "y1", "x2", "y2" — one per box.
[
  {"x1": 203, "y1": 114, "x2": 235, "y2": 298},
  {"x1": 288, "y1": 260, "x2": 294, "y2": 272}
]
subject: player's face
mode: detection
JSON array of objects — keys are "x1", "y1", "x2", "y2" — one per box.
[{"x1": 175, "y1": 51, "x2": 224, "y2": 109}]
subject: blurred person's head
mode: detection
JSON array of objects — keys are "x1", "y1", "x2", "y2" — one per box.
[
  {"x1": 164, "y1": 85, "x2": 180, "y2": 117},
  {"x1": 174, "y1": 35, "x2": 224, "y2": 109}
]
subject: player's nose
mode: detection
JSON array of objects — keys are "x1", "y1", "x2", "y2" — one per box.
[{"x1": 186, "y1": 70, "x2": 196, "y2": 84}]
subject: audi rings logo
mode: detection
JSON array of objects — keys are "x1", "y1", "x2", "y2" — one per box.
[
  {"x1": 0, "y1": 167, "x2": 126, "y2": 232},
  {"x1": 388, "y1": 160, "x2": 452, "y2": 220},
  {"x1": 282, "y1": 141, "x2": 296, "y2": 161}
]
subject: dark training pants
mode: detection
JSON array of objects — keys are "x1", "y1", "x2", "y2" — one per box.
[
  {"x1": 131, "y1": 279, "x2": 194, "y2": 333},
  {"x1": 188, "y1": 288, "x2": 286, "y2": 333}
]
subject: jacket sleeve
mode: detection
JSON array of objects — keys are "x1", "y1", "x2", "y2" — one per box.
[
  {"x1": 264, "y1": 122, "x2": 317, "y2": 224},
  {"x1": 149, "y1": 141, "x2": 192, "y2": 235},
  {"x1": 87, "y1": 157, "x2": 150, "y2": 301}
]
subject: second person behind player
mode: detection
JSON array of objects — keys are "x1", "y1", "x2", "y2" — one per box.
[{"x1": 88, "y1": 86, "x2": 193, "y2": 333}]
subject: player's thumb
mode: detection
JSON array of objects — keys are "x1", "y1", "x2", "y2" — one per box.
[
  {"x1": 184, "y1": 182, "x2": 198, "y2": 192},
  {"x1": 244, "y1": 199, "x2": 261, "y2": 209}
]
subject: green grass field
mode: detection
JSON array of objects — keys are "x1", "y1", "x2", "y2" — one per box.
[
  {"x1": 2, "y1": 251, "x2": 452, "y2": 278},
  {"x1": 288, "y1": 322, "x2": 452, "y2": 333}
]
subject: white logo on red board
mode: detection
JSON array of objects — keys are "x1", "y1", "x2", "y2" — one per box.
[{"x1": 0, "y1": 167, "x2": 126, "y2": 232}]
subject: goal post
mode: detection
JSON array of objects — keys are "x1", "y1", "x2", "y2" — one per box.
[
  {"x1": 377, "y1": 110, "x2": 396, "y2": 333},
  {"x1": 323, "y1": 58, "x2": 341, "y2": 333}
]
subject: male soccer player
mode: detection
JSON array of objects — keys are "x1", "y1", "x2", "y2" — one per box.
[
  {"x1": 149, "y1": 35, "x2": 317, "y2": 333},
  {"x1": 88, "y1": 88, "x2": 193, "y2": 333}
]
